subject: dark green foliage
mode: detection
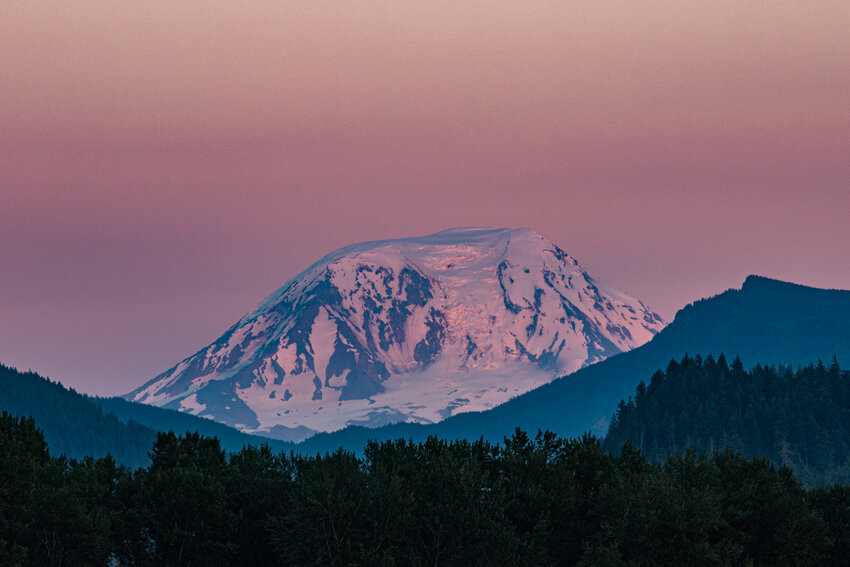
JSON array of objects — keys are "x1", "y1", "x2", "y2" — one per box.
[
  {"x1": 0, "y1": 412, "x2": 48, "y2": 564},
  {"x1": 578, "y1": 448, "x2": 830, "y2": 566},
  {"x1": 117, "y1": 432, "x2": 238, "y2": 566},
  {"x1": 605, "y1": 354, "x2": 850, "y2": 485},
  {"x1": 0, "y1": 412, "x2": 121, "y2": 565},
  {"x1": 0, "y1": 413, "x2": 844, "y2": 566},
  {"x1": 225, "y1": 444, "x2": 294, "y2": 565},
  {"x1": 810, "y1": 484, "x2": 850, "y2": 566},
  {"x1": 270, "y1": 449, "x2": 372, "y2": 565}
]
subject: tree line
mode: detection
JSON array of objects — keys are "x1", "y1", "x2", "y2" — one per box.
[
  {"x1": 2, "y1": 411, "x2": 850, "y2": 566},
  {"x1": 605, "y1": 354, "x2": 850, "y2": 486}
]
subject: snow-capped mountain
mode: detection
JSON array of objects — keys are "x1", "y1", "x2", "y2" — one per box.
[{"x1": 126, "y1": 228, "x2": 665, "y2": 441}]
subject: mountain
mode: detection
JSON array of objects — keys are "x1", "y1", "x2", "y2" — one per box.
[
  {"x1": 0, "y1": 362, "x2": 293, "y2": 467},
  {"x1": 294, "y1": 276, "x2": 850, "y2": 453},
  {"x1": 127, "y1": 227, "x2": 664, "y2": 438}
]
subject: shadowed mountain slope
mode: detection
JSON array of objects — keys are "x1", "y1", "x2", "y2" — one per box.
[
  {"x1": 0, "y1": 363, "x2": 293, "y2": 467},
  {"x1": 297, "y1": 276, "x2": 850, "y2": 453}
]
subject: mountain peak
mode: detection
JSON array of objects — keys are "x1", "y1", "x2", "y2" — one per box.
[
  {"x1": 742, "y1": 274, "x2": 793, "y2": 290},
  {"x1": 741, "y1": 275, "x2": 848, "y2": 295},
  {"x1": 127, "y1": 229, "x2": 664, "y2": 439},
  {"x1": 426, "y1": 226, "x2": 539, "y2": 241}
]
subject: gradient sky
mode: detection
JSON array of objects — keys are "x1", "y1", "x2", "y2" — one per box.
[{"x1": 2, "y1": 2, "x2": 849, "y2": 396}]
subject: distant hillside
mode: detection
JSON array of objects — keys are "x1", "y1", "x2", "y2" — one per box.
[
  {"x1": 93, "y1": 396, "x2": 293, "y2": 454},
  {"x1": 0, "y1": 363, "x2": 292, "y2": 467},
  {"x1": 0, "y1": 363, "x2": 156, "y2": 467},
  {"x1": 297, "y1": 276, "x2": 850, "y2": 453},
  {"x1": 604, "y1": 354, "x2": 850, "y2": 486}
]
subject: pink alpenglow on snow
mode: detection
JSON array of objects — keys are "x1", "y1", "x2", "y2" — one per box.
[{"x1": 126, "y1": 228, "x2": 665, "y2": 441}]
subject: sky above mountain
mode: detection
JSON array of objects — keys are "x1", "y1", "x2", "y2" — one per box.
[{"x1": 2, "y1": 2, "x2": 849, "y2": 396}]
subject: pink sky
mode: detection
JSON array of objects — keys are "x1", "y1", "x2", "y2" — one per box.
[{"x1": 2, "y1": 2, "x2": 849, "y2": 395}]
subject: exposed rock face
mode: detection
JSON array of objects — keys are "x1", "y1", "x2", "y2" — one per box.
[{"x1": 126, "y1": 228, "x2": 665, "y2": 438}]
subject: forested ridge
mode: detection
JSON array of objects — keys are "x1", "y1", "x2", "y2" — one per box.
[
  {"x1": 0, "y1": 363, "x2": 157, "y2": 467},
  {"x1": 605, "y1": 354, "x2": 850, "y2": 486},
  {"x1": 0, "y1": 363, "x2": 292, "y2": 467},
  {"x1": 2, "y1": 411, "x2": 850, "y2": 566}
]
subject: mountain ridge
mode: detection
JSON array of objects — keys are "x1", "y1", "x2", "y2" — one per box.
[
  {"x1": 0, "y1": 362, "x2": 294, "y2": 467},
  {"x1": 294, "y1": 275, "x2": 850, "y2": 453}
]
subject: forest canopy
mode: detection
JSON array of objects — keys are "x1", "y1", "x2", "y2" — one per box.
[
  {"x1": 2, "y1": 411, "x2": 849, "y2": 566},
  {"x1": 605, "y1": 354, "x2": 850, "y2": 486}
]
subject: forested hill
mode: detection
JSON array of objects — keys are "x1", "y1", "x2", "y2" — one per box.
[
  {"x1": 0, "y1": 363, "x2": 156, "y2": 467},
  {"x1": 604, "y1": 354, "x2": 850, "y2": 486},
  {"x1": 93, "y1": 396, "x2": 293, "y2": 455},
  {"x1": 0, "y1": 363, "x2": 292, "y2": 467},
  {"x1": 297, "y1": 275, "x2": 850, "y2": 453}
]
